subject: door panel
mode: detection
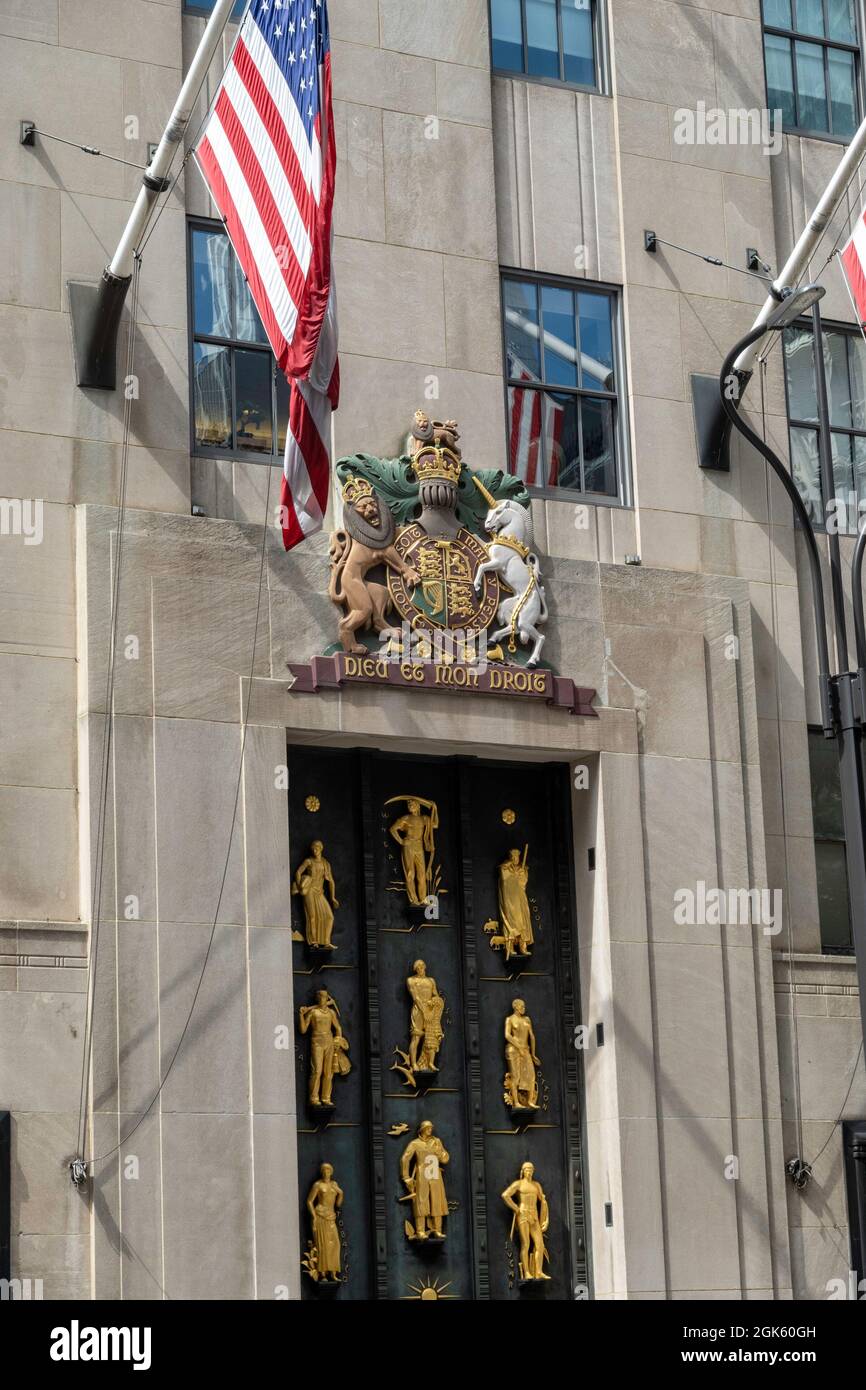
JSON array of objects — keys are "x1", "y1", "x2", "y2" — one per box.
[{"x1": 290, "y1": 745, "x2": 589, "y2": 1301}]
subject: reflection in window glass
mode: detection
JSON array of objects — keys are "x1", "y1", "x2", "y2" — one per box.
[
  {"x1": 763, "y1": 0, "x2": 859, "y2": 136},
  {"x1": 764, "y1": 0, "x2": 793, "y2": 26},
  {"x1": 193, "y1": 343, "x2": 232, "y2": 450},
  {"x1": 578, "y1": 290, "x2": 614, "y2": 390},
  {"x1": 788, "y1": 426, "x2": 823, "y2": 525},
  {"x1": 276, "y1": 373, "x2": 291, "y2": 455},
  {"x1": 582, "y1": 397, "x2": 617, "y2": 495},
  {"x1": 190, "y1": 221, "x2": 287, "y2": 459},
  {"x1": 541, "y1": 284, "x2": 578, "y2": 389},
  {"x1": 235, "y1": 350, "x2": 274, "y2": 454},
  {"x1": 828, "y1": 0, "x2": 857, "y2": 44},
  {"x1": 526, "y1": 0, "x2": 559, "y2": 77},
  {"x1": 784, "y1": 324, "x2": 866, "y2": 533},
  {"x1": 491, "y1": 0, "x2": 597, "y2": 87},
  {"x1": 507, "y1": 387, "x2": 545, "y2": 485},
  {"x1": 490, "y1": 0, "x2": 524, "y2": 76},
  {"x1": 829, "y1": 46, "x2": 857, "y2": 136},
  {"x1": 765, "y1": 33, "x2": 797, "y2": 127},
  {"x1": 825, "y1": 331, "x2": 851, "y2": 428},
  {"x1": 562, "y1": 0, "x2": 595, "y2": 86},
  {"x1": 547, "y1": 392, "x2": 580, "y2": 489},
  {"x1": 808, "y1": 729, "x2": 853, "y2": 951},
  {"x1": 192, "y1": 227, "x2": 232, "y2": 339},
  {"x1": 504, "y1": 279, "x2": 542, "y2": 381},
  {"x1": 503, "y1": 274, "x2": 621, "y2": 498},
  {"x1": 849, "y1": 335, "x2": 866, "y2": 427},
  {"x1": 796, "y1": 40, "x2": 829, "y2": 130},
  {"x1": 784, "y1": 327, "x2": 817, "y2": 421},
  {"x1": 797, "y1": 0, "x2": 826, "y2": 37},
  {"x1": 233, "y1": 259, "x2": 268, "y2": 344},
  {"x1": 831, "y1": 431, "x2": 855, "y2": 507}
]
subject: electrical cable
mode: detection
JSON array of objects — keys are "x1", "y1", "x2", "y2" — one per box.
[{"x1": 809, "y1": 1039, "x2": 864, "y2": 1171}]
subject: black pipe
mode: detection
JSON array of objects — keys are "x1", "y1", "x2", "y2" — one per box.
[
  {"x1": 719, "y1": 326, "x2": 835, "y2": 735},
  {"x1": 812, "y1": 299, "x2": 850, "y2": 669},
  {"x1": 853, "y1": 525, "x2": 866, "y2": 673},
  {"x1": 68, "y1": 267, "x2": 132, "y2": 391}
]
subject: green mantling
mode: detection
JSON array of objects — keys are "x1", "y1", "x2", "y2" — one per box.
[{"x1": 335, "y1": 455, "x2": 530, "y2": 535}]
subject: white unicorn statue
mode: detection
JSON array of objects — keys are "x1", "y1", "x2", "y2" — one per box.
[{"x1": 472, "y1": 482, "x2": 548, "y2": 668}]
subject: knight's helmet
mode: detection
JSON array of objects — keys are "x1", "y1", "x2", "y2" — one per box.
[{"x1": 410, "y1": 411, "x2": 463, "y2": 515}]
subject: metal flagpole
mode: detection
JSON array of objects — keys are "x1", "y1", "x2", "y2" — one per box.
[
  {"x1": 734, "y1": 110, "x2": 866, "y2": 378},
  {"x1": 68, "y1": 0, "x2": 242, "y2": 389}
]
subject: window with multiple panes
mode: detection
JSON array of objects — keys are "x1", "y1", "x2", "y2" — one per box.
[
  {"x1": 763, "y1": 0, "x2": 860, "y2": 139},
  {"x1": 491, "y1": 0, "x2": 597, "y2": 88},
  {"x1": 501, "y1": 272, "x2": 622, "y2": 497},
  {"x1": 808, "y1": 727, "x2": 853, "y2": 951},
  {"x1": 783, "y1": 321, "x2": 866, "y2": 533},
  {"x1": 188, "y1": 221, "x2": 290, "y2": 460}
]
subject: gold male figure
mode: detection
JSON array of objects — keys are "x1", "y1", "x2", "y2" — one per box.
[
  {"x1": 407, "y1": 959, "x2": 445, "y2": 1074},
  {"x1": 499, "y1": 845, "x2": 533, "y2": 958},
  {"x1": 299, "y1": 989, "x2": 351, "y2": 1108},
  {"x1": 504, "y1": 999, "x2": 540, "y2": 1110},
  {"x1": 400, "y1": 1120, "x2": 450, "y2": 1242},
  {"x1": 502, "y1": 1162, "x2": 550, "y2": 1281},
  {"x1": 306, "y1": 1163, "x2": 344, "y2": 1282},
  {"x1": 388, "y1": 797, "x2": 437, "y2": 905},
  {"x1": 292, "y1": 840, "x2": 339, "y2": 948}
]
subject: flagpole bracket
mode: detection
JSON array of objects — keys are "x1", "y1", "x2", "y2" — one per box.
[
  {"x1": 142, "y1": 171, "x2": 172, "y2": 194},
  {"x1": 68, "y1": 268, "x2": 133, "y2": 391}
]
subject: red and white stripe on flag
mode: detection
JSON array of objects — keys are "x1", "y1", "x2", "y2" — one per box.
[
  {"x1": 508, "y1": 356, "x2": 564, "y2": 487},
  {"x1": 194, "y1": 0, "x2": 338, "y2": 550},
  {"x1": 841, "y1": 208, "x2": 866, "y2": 325}
]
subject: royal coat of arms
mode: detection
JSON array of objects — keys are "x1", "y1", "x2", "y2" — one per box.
[{"x1": 327, "y1": 412, "x2": 549, "y2": 668}]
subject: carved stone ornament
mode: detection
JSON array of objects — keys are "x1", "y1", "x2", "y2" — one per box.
[{"x1": 327, "y1": 411, "x2": 548, "y2": 668}]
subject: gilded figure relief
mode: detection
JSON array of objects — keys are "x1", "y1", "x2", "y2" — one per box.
[
  {"x1": 392, "y1": 959, "x2": 445, "y2": 1088},
  {"x1": 386, "y1": 795, "x2": 441, "y2": 904},
  {"x1": 303, "y1": 1163, "x2": 344, "y2": 1283},
  {"x1": 504, "y1": 999, "x2": 540, "y2": 1112},
  {"x1": 400, "y1": 1120, "x2": 449, "y2": 1243},
  {"x1": 502, "y1": 1162, "x2": 550, "y2": 1283},
  {"x1": 292, "y1": 840, "x2": 339, "y2": 948},
  {"x1": 299, "y1": 989, "x2": 351, "y2": 1108},
  {"x1": 484, "y1": 846, "x2": 534, "y2": 960}
]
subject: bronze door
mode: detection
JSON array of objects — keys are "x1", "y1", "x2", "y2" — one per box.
[{"x1": 290, "y1": 746, "x2": 589, "y2": 1301}]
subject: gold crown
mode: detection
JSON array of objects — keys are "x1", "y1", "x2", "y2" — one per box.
[
  {"x1": 412, "y1": 446, "x2": 462, "y2": 487},
  {"x1": 341, "y1": 472, "x2": 374, "y2": 507}
]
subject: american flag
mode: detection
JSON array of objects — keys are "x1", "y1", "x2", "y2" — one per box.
[
  {"x1": 841, "y1": 207, "x2": 866, "y2": 326},
  {"x1": 195, "y1": 0, "x2": 339, "y2": 550},
  {"x1": 507, "y1": 353, "x2": 564, "y2": 488}
]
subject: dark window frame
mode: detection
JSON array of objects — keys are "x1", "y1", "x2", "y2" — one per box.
[
  {"x1": 489, "y1": 0, "x2": 604, "y2": 95},
  {"x1": 807, "y1": 725, "x2": 854, "y2": 954},
  {"x1": 187, "y1": 217, "x2": 289, "y2": 465},
  {"x1": 499, "y1": 266, "x2": 630, "y2": 505},
  {"x1": 782, "y1": 316, "x2": 866, "y2": 535},
  {"x1": 761, "y1": 0, "x2": 862, "y2": 142}
]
